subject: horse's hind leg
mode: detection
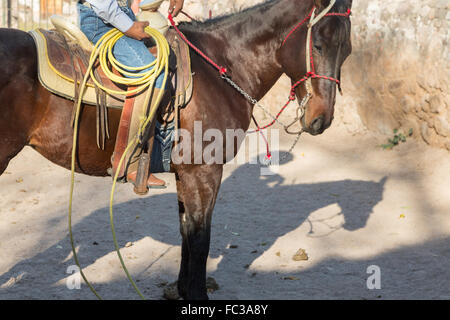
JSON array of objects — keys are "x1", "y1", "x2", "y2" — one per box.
[
  {"x1": 175, "y1": 164, "x2": 223, "y2": 300},
  {"x1": 0, "y1": 103, "x2": 29, "y2": 175},
  {"x1": 0, "y1": 135, "x2": 27, "y2": 176},
  {"x1": 0, "y1": 81, "x2": 36, "y2": 176}
]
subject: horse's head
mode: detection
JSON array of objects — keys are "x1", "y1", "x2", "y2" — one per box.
[{"x1": 278, "y1": 0, "x2": 352, "y2": 135}]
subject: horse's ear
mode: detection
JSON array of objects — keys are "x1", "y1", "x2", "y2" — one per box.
[
  {"x1": 313, "y1": 0, "x2": 331, "y2": 9},
  {"x1": 379, "y1": 176, "x2": 388, "y2": 187},
  {"x1": 347, "y1": 0, "x2": 353, "y2": 8}
]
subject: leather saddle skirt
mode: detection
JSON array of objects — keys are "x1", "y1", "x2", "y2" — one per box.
[{"x1": 28, "y1": 28, "x2": 193, "y2": 110}]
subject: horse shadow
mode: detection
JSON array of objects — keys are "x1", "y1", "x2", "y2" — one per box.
[
  {"x1": 0, "y1": 152, "x2": 387, "y2": 299},
  {"x1": 205, "y1": 155, "x2": 387, "y2": 289}
]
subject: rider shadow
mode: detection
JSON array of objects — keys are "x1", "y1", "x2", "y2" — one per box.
[{"x1": 0, "y1": 151, "x2": 387, "y2": 299}]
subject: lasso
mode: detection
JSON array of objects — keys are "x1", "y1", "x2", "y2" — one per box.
[{"x1": 68, "y1": 26, "x2": 170, "y2": 300}]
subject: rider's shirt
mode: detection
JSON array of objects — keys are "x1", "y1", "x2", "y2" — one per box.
[{"x1": 85, "y1": 0, "x2": 133, "y2": 33}]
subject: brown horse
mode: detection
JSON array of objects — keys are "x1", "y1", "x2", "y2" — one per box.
[{"x1": 0, "y1": 0, "x2": 352, "y2": 299}]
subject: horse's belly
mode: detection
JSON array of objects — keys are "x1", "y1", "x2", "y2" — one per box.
[{"x1": 29, "y1": 92, "x2": 120, "y2": 176}]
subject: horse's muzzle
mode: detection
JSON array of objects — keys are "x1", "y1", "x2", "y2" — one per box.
[
  {"x1": 301, "y1": 115, "x2": 326, "y2": 136},
  {"x1": 302, "y1": 114, "x2": 331, "y2": 136},
  {"x1": 310, "y1": 115, "x2": 325, "y2": 135}
]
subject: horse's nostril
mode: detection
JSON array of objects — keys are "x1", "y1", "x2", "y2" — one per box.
[{"x1": 311, "y1": 116, "x2": 324, "y2": 133}]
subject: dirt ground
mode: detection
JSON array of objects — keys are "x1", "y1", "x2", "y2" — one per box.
[{"x1": 0, "y1": 121, "x2": 449, "y2": 300}]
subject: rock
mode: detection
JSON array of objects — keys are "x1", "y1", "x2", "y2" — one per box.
[
  {"x1": 401, "y1": 95, "x2": 415, "y2": 114},
  {"x1": 388, "y1": 80, "x2": 403, "y2": 94},
  {"x1": 434, "y1": 116, "x2": 450, "y2": 137},
  {"x1": 421, "y1": 123, "x2": 431, "y2": 144},
  {"x1": 429, "y1": 95, "x2": 443, "y2": 114},
  {"x1": 124, "y1": 242, "x2": 133, "y2": 248},
  {"x1": 419, "y1": 6, "x2": 431, "y2": 18},
  {"x1": 292, "y1": 248, "x2": 309, "y2": 261},
  {"x1": 437, "y1": 0, "x2": 449, "y2": 9},
  {"x1": 428, "y1": 8, "x2": 436, "y2": 20}
]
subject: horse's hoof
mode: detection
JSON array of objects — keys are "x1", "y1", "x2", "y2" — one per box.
[
  {"x1": 206, "y1": 277, "x2": 219, "y2": 293},
  {"x1": 163, "y1": 281, "x2": 180, "y2": 300}
]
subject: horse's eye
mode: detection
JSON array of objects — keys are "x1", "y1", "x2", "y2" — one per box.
[{"x1": 314, "y1": 44, "x2": 322, "y2": 53}]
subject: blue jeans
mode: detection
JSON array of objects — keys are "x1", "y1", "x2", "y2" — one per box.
[{"x1": 77, "y1": 3, "x2": 164, "y2": 88}]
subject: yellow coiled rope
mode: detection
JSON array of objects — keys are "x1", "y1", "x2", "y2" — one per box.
[{"x1": 68, "y1": 26, "x2": 170, "y2": 300}]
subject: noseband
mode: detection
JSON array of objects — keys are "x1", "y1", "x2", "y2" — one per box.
[{"x1": 281, "y1": 0, "x2": 351, "y2": 125}]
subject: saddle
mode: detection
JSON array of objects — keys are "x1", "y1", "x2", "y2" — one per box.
[
  {"x1": 29, "y1": 16, "x2": 192, "y2": 194},
  {"x1": 28, "y1": 20, "x2": 193, "y2": 111}
]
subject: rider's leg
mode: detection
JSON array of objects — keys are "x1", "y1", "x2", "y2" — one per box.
[
  {"x1": 111, "y1": 32, "x2": 167, "y2": 188},
  {"x1": 78, "y1": 3, "x2": 167, "y2": 188}
]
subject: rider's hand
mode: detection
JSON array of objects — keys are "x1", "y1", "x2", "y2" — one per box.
[
  {"x1": 168, "y1": 0, "x2": 184, "y2": 17},
  {"x1": 124, "y1": 21, "x2": 150, "y2": 41}
]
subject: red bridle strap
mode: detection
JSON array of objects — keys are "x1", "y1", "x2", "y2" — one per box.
[
  {"x1": 281, "y1": 7, "x2": 315, "y2": 47},
  {"x1": 168, "y1": 13, "x2": 228, "y2": 76},
  {"x1": 282, "y1": 9, "x2": 351, "y2": 46},
  {"x1": 282, "y1": 7, "x2": 351, "y2": 92}
]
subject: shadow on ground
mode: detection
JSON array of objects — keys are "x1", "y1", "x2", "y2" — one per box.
[{"x1": 1, "y1": 151, "x2": 447, "y2": 299}]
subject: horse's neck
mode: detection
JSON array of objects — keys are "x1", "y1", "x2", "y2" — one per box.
[{"x1": 187, "y1": 0, "x2": 312, "y2": 101}]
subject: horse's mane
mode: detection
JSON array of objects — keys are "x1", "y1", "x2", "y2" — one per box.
[
  {"x1": 178, "y1": 0, "x2": 351, "y2": 34},
  {"x1": 178, "y1": 0, "x2": 278, "y2": 33}
]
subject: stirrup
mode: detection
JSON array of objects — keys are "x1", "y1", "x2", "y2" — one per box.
[{"x1": 133, "y1": 151, "x2": 151, "y2": 195}]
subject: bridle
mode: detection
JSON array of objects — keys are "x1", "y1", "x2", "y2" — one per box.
[{"x1": 281, "y1": 0, "x2": 352, "y2": 132}]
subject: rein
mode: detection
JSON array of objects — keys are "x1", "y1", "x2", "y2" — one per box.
[{"x1": 168, "y1": 0, "x2": 351, "y2": 162}]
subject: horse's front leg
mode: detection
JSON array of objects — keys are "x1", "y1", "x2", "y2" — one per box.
[{"x1": 175, "y1": 164, "x2": 223, "y2": 300}]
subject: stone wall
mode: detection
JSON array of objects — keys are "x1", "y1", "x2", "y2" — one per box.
[
  {"x1": 344, "y1": 0, "x2": 450, "y2": 149},
  {"x1": 177, "y1": 0, "x2": 449, "y2": 150}
]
